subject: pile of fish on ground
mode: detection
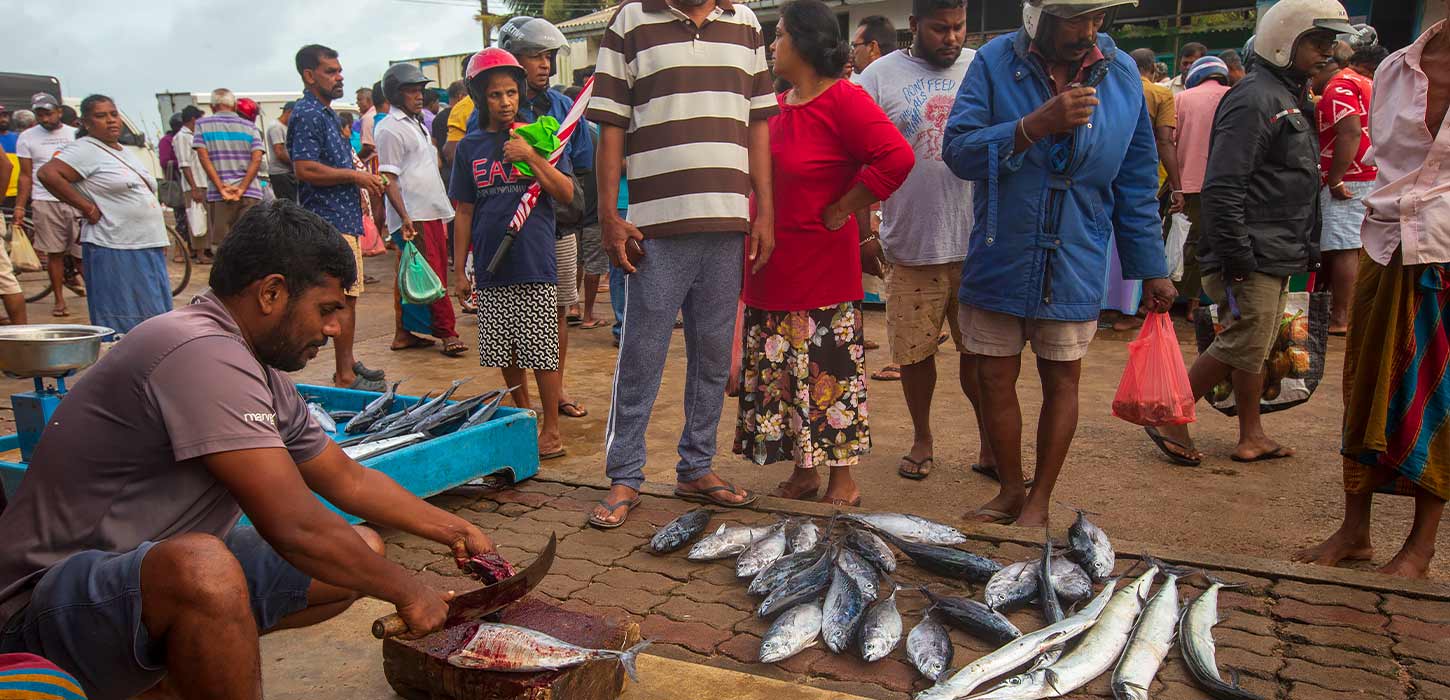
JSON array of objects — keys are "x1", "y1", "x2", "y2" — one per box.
[
  {"x1": 651, "y1": 509, "x2": 1262, "y2": 700},
  {"x1": 300, "y1": 380, "x2": 514, "y2": 461}
]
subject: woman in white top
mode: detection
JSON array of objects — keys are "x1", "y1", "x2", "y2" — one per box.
[{"x1": 39, "y1": 95, "x2": 172, "y2": 336}]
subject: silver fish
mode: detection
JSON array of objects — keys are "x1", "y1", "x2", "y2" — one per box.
[
  {"x1": 859, "y1": 583, "x2": 902, "y2": 662},
  {"x1": 1048, "y1": 557, "x2": 1093, "y2": 602},
  {"x1": 687, "y1": 523, "x2": 773, "y2": 561},
  {"x1": 964, "y1": 566, "x2": 1159, "y2": 700},
  {"x1": 835, "y1": 547, "x2": 880, "y2": 602},
  {"x1": 1180, "y1": 578, "x2": 1265, "y2": 700},
  {"x1": 844, "y1": 528, "x2": 897, "y2": 573},
  {"x1": 749, "y1": 547, "x2": 821, "y2": 597},
  {"x1": 1112, "y1": 571, "x2": 1181, "y2": 700},
  {"x1": 907, "y1": 609, "x2": 954, "y2": 682},
  {"x1": 307, "y1": 402, "x2": 337, "y2": 433},
  {"x1": 917, "y1": 582, "x2": 1116, "y2": 700},
  {"x1": 985, "y1": 561, "x2": 1039, "y2": 612},
  {"x1": 343, "y1": 379, "x2": 402, "y2": 433},
  {"x1": 921, "y1": 589, "x2": 1021, "y2": 645},
  {"x1": 448, "y1": 623, "x2": 652, "y2": 681},
  {"x1": 822, "y1": 569, "x2": 867, "y2": 653},
  {"x1": 786, "y1": 518, "x2": 821, "y2": 552},
  {"x1": 760, "y1": 601, "x2": 822, "y2": 663},
  {"x1": 737, "y1": 523, "x2": 789, "y2": 578},
  {"x1": 845, "y1": 513, "x2": 968, "y2": 545},
  {"x1": 758, "y1": 548, "x2": 835, "y2": 618},
  {"x1": 1040, "y1": 538, "x2": 1064, "y2": 625},
  {"x1": 342, "y1": 432, "x2": 426, "y2": 461},
  {"x1": 650, "y1": 508, "x2": 712, "y2": 554},
  {"x1": 1066, "y1": 510, "x2": 1115, "y2": 583}
]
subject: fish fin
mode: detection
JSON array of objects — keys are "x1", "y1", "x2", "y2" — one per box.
[
  {"x1": 1043, "y1": 669, "x2": 1065, "y2": 696},
  {"x1": 1054, "y1": 501, "x2": 1101, "y2": 517},
  {"x1": 1200, "y1": 572, "x2": 1249, "y2": 589},
  {"x1": 616, "y1": 639, "x2": 653, "y2": 683}
]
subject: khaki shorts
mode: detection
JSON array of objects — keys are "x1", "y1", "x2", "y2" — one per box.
[
  {"x1": 205, "y1": 197, "x2": 259, "y2": 250},
  {"x1": 343, "y1": 234, "x2": 365, "y2": 297},
  {"x1": 959, "y1": 304, "x2": 1098, "y2": 362},
  {"x1": 1202, "y1": 271, "x2": 1289, "y2": 373},
  {"x1": 886, "y1": 262, "x2": 966, "y2": 365},
  {"x1": 31, "y1": 200, "x2": 82, "y2": 258},
  {"x1": 0, "y1": 212, "x2": 19, "y2": 296}
]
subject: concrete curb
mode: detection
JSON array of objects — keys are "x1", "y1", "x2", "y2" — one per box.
[{"x1": 532, "y1": 473, "x2": 1450, "y2": 601}]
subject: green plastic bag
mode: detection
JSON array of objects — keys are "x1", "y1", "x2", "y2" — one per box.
[
  {"x1": 511, "y1": 116, "x2": 561, "y2": 178},
  {"x1": 398, "y1": 240, "x2": 446, "y2": 305}
]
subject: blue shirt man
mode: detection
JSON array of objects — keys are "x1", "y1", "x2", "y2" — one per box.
[{"x1": 288, "y1": 93, "x2": 362, "y2": 236}]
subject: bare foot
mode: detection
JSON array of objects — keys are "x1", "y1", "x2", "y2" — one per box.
[
  {"x1": 1014, "y1": 502, "x2": 1049, "y2": 529},
  {"x1": 1293, "y1": 528, "x2": 1373, "y2": 567},
  {"x1": 538, "y1": 432, "x2": 564, "y2": 456},
  {"x1": 1153, "y1": 424, "x2": 1204, "y2": 462},
  {"x1": 1378, "y1": 546, "x2": 1435, "y2": 579},
  {"x1": 772, "y1": 471, "x2": 820, "y2": 500},
  {"x1": 965, "y1": 488, "x2": 1026, "y2": 523},
  {"x1": 1111, "y1": 315, "x2": 1144, "y2": 332},
  {"x1": 590, "y1": 484, "x2": 640, "y2": 526},
  {"x1": 1233, "y1": 437, "x2": 1295, "y2": 462}
]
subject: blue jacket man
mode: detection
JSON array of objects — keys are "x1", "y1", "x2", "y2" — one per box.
[{"x1": 939, "y1": 0, "x2": 1175, "y2": 531}]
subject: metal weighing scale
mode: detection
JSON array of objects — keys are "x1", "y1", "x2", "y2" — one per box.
[{"x1": 0, "y1": 325, "x2": 114, "y2": 462}]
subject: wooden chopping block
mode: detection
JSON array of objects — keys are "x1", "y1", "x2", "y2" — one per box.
[{"x1": 382, "y1": 596, "x2": 641, "y2": 700}]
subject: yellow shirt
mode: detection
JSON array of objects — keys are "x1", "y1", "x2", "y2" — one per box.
[
  {"x1": 447, "y1": 96, "x2": 475, "y2": 143},
  {"x1": 1141, "y1": 77, "x2": 1175, "y2": 185}
]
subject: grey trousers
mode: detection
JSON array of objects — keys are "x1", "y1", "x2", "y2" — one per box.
[{"x1": 605, "y1": 232, "x2": 744, "y2": 490}]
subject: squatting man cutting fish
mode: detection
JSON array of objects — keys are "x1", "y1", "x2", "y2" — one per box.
[{"x1": 0, "y1": 201, "x2": 498, "y2": 700}]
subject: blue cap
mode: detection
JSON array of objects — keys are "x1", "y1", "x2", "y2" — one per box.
[{"x1": 1186, "y1": 56, "x2": 1229, "y2": 89}]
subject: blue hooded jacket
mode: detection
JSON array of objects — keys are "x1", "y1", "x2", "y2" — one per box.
[{"x1": 942, "y1": 30, "x2": 1166, "y2": 322}]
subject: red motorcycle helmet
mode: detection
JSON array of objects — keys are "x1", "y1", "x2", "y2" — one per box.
[
  {"x1": 236, "y1": 97, "x2": 260, "y2": 122},
  {"x1": 464, "y1": 48, "x2": 527, "y2": 109}
]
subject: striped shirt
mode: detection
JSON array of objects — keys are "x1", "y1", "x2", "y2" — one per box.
[
  {"x1": 586, "y1": 0, "x2": 776, "y2": 238},
  {"x1": 192, "y1": 113, "x2": 264, "y2": 202},
  {"x1": 0, "y1": 653, "x2": 87, "y2": 699}
]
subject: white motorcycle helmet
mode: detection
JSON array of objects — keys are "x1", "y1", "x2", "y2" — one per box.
[
  {"x1": 1252, "y1": 0, "x2": 1358, "y2": 69},
  {"x1": 1022, "y1": 0, "x2": 1140, "y2": 40}
]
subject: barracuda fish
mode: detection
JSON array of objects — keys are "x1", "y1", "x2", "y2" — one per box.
[
  {"x1": 409, "y1": 378, "x2": 473, "y2": 422},
  {"x1": 1112, "y1": 567, "x2": 1182, "y2": 700},
  {"x1": 759, "y1": 601, "x2": 822, "y2": 663},
  {"x1": 737, "y1": 522, "x2": 789, "y2": 578},
  {"x1": 1040, "y1": 536, "x2": 1065, "y2": 625},
  {"x1": 1066, "y1": 510, "x2": 1115, "y2": 583},
  {"x1": 916, "y1": 582, "x2": 1117, "y2": 700},
  {"x1": 650, "y1": 508, "x2": 713, "y2": 554},
  {"x1": 749, "y1": 547, "x2": 821, "y2": 597},
  {"x1": 758, "y1": 547, "x2": 835, "y2": 618},
  {"x1": 844, "y1": 528, "x2": 897, "y2": 573},
  {"x1": 456, "y1": 387, "x2": 515, "y2": 431},
  {"x1": 919, "y1": 588, "x2": 1021, "y2": 645},
  {"x1": 835, "y1": 547, "x2": 880, "y2": 602},
  {"x1": 859, "y1": 581, "x2": 901, "y2": 662},
  {"x1": 786, "y1": 518, "x2": 821, "y2": 552},
  {"x1": 343, "y1": 379, "x2": 403, "y2": 433},
  {"x1": 341, "y1": 432, "x2": 427, "y2": 461},
  {"x1": 985, "y1": 561, "x2": 1039, "y2": 612},
  {"x1": 1180, "y1": 577, "x2": 1265, "y2": 700},
  {"x1": 822, "y1": 568, "x2": 867, "y2": 653},
  {"x1": 877, "y1": 530, "x2": 1001, "y2": 584},
  {"x1": 448, "y1": 623, "x2": 651, "y2": 680},
  {"x1": 962, "y1": 566, "x2": 1158, "y2": 700},
  {"x1": 686, "y1": 524, "x2": 773, "y2": 561},
  {"x1": 907, "y1": 609, "x2": 954, "y2": 682},
  {"x1": 844, "y1": 513, "x2": 968, "y2": 545},
  {"x1": 414, "y1": 393, "x2": 491, "y2": 436}
]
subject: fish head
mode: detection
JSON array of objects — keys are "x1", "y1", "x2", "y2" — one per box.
[
  {"x1": 1111, "y1": 681, "x2": 1150, "y2": 700},
  {"x1": 758, "y1": 638, "x2": 787, "y2": 663},
  {"x1": 967, "y1": 670, "x2": 1049, "y2": 700},
  {"x1": 861, "y1": 635, "x2": 889, "y2": 661},
  {"x1": 921, "y1": 656, "x2": 948, "y2": 682}
]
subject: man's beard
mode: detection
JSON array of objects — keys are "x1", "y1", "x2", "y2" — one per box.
[{"x1": 254, "y1": 305, "x2": 324, "y2": 372}]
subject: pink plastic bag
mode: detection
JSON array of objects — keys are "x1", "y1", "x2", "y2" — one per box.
[{"x1": 1112, "y1": 312, "x2": 1196, "y2": 426}]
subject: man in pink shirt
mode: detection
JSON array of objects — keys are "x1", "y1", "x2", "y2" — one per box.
[
  {"x1": 1171, "y1": 55, "x2": 1231, "y2": 319},
  {"x1": 1296, "y1": 8, "x2": 1450, "y2": 579}
]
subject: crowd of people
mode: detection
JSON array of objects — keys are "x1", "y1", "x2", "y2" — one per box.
[{"x1": 1, "y1": 0, "x2": 1449, "y2": 695}]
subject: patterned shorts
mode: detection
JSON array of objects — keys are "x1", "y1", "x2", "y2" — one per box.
[{"x1": 476, "y1": 283, "x2": 559, "y2": 370}]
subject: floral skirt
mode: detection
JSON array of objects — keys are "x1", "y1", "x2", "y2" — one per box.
[{"x1": 733, "y1": 302, "x2": 870, "y2": 468}]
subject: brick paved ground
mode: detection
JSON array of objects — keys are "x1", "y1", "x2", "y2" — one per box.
[{"x1": 378, "y1": 477, "x2": 1450, "y2": 700}]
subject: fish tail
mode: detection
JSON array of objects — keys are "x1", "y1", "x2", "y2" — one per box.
[
  {"x1": 615, "y1": 639, "x2": 653, "y2": 682},
  {"x1": 1201, "y1": 572, "x2": 1249, "y2": 589}
]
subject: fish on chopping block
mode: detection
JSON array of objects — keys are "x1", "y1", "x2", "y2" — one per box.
[
  {"x1": 650, "y1": 508, "x2": 713, "y2": 554},
  {"x1": 448, "y1": 623, "x2": 653, "y2": 680}
]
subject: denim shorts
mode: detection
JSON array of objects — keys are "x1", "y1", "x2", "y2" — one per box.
[{"x1": 0, "y1": 527, "x2": 311, "y2": 700}]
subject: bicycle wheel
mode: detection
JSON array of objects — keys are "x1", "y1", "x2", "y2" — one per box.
[
  {"x1": 168, "y1": 226, "x2": 192, "y2": 296},
  {"x1": 2, "y1": 208, "x2": 57, "y2": 304}
]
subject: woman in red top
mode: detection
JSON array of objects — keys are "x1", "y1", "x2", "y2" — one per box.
[{"x1": 733, "y1": 0, "x2": 913, "y2": 507}]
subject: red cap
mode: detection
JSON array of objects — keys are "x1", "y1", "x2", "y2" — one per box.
[{"x1": 237, "y1": 97, "x2": 259, "y2": 121}]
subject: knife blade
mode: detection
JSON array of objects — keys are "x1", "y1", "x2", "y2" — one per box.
[{"x1": 372, "y1": 533, "x2": 557, "y2": 639}]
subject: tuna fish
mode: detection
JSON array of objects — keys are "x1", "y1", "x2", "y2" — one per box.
[
  {"x1": 835, "y1": 547, "x2": 880, "y2": 602},
  {"x1": 1066, "y1": 510, "x2": 1115, "y2": 583},
  {"x1": 822, "y1": 569, "x2": 867, "y2": 653},
  {"x1": 907, "y1": 609, "x2": 954, "y2": 682},
  {"x1": 844, "y1": 513, "x2": 968, "y2": 545},
  {"x1": 859, "y1": 582, "x2": 902, "y2": 662},
  {"x1": 877, "y1": 531, "x2": 1002, "y2": 584},
  {"x1": 757, "y1": 547, "x2": 835, "y2": 618},
  {"x1": 737, "y1": 523, "x2": 789, "y2": 578},
  {"x1": 748, "y1": 547, "x2": 822, "y2": 597},
  {"x1": 844, "y1": 528, "x2": 897, "y2": 573},
  {"x1": 1179, "y1": 577, "x2": 1265, "y2": 700},
  {"x1": 687, "y1": 524, "x2": 773, "y2": 561},
  {"x1": 919, "y1": 588, "x2": 1021, "y2": 645},
  {"x1": 786, "y1": 518, "x2": 821, "y2": 552},
  {"x1": 448, "y1": 623, "x2": 652, "y2": 681},
  {"x1": 759, "y1": 601, "x2": 822, "y2": 663},
  {"x1": 650, "y1": 508, "x2": 713, "y2": 554},
  {"x1": 984, "y1": 562, "x2": 1040, "y2": 612}
]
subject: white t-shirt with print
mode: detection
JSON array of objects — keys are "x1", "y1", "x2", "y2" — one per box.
[
  {"x1": 55, "y1": 137, "x2": 169, "y2": 249},
  {"x1": 15, "y1": 124, "x2": 78, "y2": 202}
]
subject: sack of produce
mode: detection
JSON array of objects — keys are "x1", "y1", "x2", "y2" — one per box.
[
  {"x1": 1112, "y1": 312, "x2": 1196, "y2": 426},
  {"x1": 1194, "y1": 290, "x2": 1329, "y2": 417}
]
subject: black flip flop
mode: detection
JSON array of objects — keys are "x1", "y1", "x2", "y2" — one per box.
[
  {"x1": 674, "y1": 481, "x2": 758, "y2": 508},
  {"x1": 588, "y1": 496, "x2": 640, "y2": 529},
  {"x1": 970, "y1": 463, "x2": 1035, "y2": 487},
  {"x1": 1144, "y1": 426, "x2": 1202, "y2": 467},
  {"x1": 1231, "y1": 447, "x2": 1294, "y2": 463},
  {"x1": 898, "y1": 455, "x2": 933, "y2": 480}
]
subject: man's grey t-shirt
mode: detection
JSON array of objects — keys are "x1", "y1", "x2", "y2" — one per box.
[
  {"x1": 0, "y1": 292, "x2": 330, "y2": 623},
  {"x1": 857, "y1": 49, "x2": 977, "y2": 267},
  {"x1": 266, "y1": 121, "x2": 290, "y2": 176}
]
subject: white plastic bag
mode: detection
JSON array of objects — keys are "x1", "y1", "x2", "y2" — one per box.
[{"x1": 1164, "y1": 212, "x2": 1190, "y2": 282}]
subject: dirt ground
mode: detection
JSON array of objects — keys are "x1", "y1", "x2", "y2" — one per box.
[{"x1": 3, "y1": 248, "x2": 1443, "y2": 581}]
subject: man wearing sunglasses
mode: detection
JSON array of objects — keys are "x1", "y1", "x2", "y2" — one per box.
[{"x1": 943, "y1": 0, "x2": 1175, "y2": 528}]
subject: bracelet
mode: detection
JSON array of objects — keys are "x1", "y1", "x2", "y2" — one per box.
[
  {"x1": 1017, "y1": 118, "x2": 1038, "y2": 145},
  {"x1": 1329, "y1": 181, "x2": 1344, "y2": 189},
  {"x1": 859, "y1": 236, "x2": 879, "y2": 247}
]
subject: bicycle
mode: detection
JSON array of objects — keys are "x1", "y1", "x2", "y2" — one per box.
[{"x1": 2, "y1": 206, "x2": 192, "y2": 302}]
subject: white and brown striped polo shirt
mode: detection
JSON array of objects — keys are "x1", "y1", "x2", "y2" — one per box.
[{"x1": 586, "y1": 0, "x2": 777, "y2": 238}]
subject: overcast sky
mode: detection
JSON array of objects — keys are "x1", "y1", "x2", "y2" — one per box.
[{"x1": 7, "y1": 0, "x2": 491, "y2": 137}]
